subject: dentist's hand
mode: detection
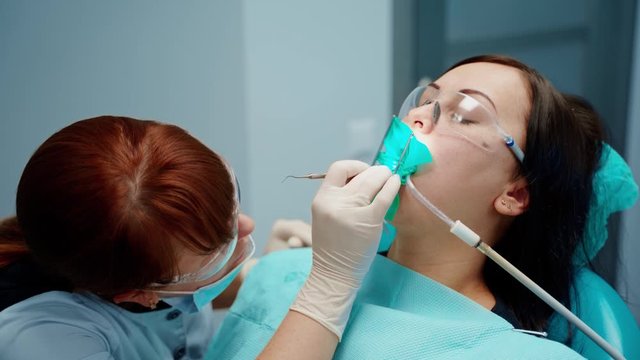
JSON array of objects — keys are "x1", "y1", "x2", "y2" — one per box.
[{"x1": 290, "y1": 161, "x2": 400, "y2": 339}]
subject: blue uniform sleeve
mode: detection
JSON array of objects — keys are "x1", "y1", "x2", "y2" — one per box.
[
  {"x1": 1, "y1": 321, "x2": 115, "y2": 360},
  {"x1": 0, "y1": 297, "x2": 119, "y2": 360}
]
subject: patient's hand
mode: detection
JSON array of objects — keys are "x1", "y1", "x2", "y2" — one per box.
[{"x1": 265, "y1": 219, "x2": 312, "y2": 253}]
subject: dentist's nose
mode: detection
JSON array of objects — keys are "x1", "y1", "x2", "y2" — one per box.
[
  {"x1": 238, "y1": 213, "x2": 255, "y2": 239},
  {"x1": 405, "y1": 101, "x2": 439, "y2": 134}
]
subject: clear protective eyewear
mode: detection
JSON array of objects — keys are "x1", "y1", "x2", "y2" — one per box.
[
  {"x1": 148, "y1": 169, "x2": 242, "y2": 287},
  {"x1": 399, "y1": 85, "x2": 525, "y2": 163},
  {"x1": 149, "y1": 234, "x2": 256, "y2": 307}
]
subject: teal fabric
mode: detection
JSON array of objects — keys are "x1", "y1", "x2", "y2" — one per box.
[
  {"x1": 207, "y1": 249, "x2": 583, "y2": 359},
  {"x1": 574, "y1": 143, "x2": 639, "y2": 266},
  {"x1": 548, "y1": 269, "x2": 640, "y2": 360},
  {"x1": 374, "y1": 116, "x2": 432, "y2": 183}
]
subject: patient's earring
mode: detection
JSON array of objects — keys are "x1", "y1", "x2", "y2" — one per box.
[{"x1": 501, "y1": 199, "x2": 512, "y2": 210}]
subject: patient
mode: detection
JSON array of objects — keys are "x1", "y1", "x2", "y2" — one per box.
[{"x1": 207, "y1": 55, "x2": 639, "y2": 359}]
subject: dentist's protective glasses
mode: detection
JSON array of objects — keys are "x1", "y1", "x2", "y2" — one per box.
[
  {"x1": 399, "y1": 84, "x2": 525, "y2": 162},
  {"x1": 148, "y1": 172, "x2": 242, "y2": 287}
]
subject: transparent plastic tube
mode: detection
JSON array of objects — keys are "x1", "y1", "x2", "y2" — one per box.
[{"x1": 405, "y1": 177, "x2": 454, "y2": 227}]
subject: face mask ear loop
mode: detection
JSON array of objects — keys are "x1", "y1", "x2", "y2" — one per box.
[{"x1": 405, "y1": 177, "x2": 626, "y2": 360}]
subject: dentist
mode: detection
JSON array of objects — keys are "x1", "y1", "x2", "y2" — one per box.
[{"x1": 0, "y1": 116, "x2": 400, "y2": 360}]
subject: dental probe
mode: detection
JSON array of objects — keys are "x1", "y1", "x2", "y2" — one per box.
[
  {"x1": 281, "y1": 173, "x2": 327, "y2": 182},
  {"x1": 282, "y1": 134, "x2": 413, "y2": 183}
]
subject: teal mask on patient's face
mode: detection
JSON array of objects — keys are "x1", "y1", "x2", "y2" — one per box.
[
  {"x1": 374, "y1": 116, "x2": 433, "y2": 183},
  {"x1": 373, "y1": 116, "x2": 432, "y2": 220}
]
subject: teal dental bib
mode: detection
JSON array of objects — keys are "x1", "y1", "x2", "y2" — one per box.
[{"x1": 207, "y1": 249, "x2": 584, "y2": 359}]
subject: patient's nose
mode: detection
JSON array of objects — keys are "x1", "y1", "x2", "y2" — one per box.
[{"x1": 405, "y1": 101, "x2": 439, "y2": 135}]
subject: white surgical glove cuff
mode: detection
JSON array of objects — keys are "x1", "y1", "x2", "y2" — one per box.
[
  {"x1": 290, "y1": 265, "x2": 360, "y2": 340},
  {"x1": 291, "y1": 215, "x2": 380, "y2": 340}
]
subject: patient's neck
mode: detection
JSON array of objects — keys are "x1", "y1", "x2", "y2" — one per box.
[{"x1": 387, "y1": 227, "x2": 496, "y2": 310}]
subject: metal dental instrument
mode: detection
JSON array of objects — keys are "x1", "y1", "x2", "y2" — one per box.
[
  {"x1": 281, "y1": 173, "x2": 327, "y2": 183},
  {"x1": 282, "y1": 130, "x2": 413, "y2": 183},
  {"x1": 392, "y1": 133, "x2": 414, "y2": 174}
]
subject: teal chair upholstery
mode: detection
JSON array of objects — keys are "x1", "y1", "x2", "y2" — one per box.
[{"x1": 548, "y1": 268, "x2": 640, "y2": 359}]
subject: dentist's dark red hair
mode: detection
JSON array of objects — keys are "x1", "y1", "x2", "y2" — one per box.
[{"x1": 0, "y1": 116, "x2": 235, "y2": 296}]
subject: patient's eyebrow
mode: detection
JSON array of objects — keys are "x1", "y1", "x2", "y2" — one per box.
[
  {"x1": 459, "y1": 88, "x2": 496, "y2": 111},
  {"x1": 428, "y1": 83, "x2": 496, "y2": 112}
]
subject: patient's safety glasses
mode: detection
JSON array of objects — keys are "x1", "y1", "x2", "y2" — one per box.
[{"x1": 399, "y1": 84, "x2": 525, "y2": 163}]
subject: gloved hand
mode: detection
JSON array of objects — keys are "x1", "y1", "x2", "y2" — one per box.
[
  {"x1": 265, "y1": 219, "x2": 312, "y2": 253},
  {"x1": 290, "y1": 160, "x2": 401, "y2": 339}
]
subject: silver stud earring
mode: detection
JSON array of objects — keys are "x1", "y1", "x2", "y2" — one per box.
[{"x1": 501, "y1": 199, "x2": 512, "y2": 210}]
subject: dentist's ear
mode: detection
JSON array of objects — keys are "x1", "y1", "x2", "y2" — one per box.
[{"x1": 494, "y1": 177, "x2": 529, "y2": 216}]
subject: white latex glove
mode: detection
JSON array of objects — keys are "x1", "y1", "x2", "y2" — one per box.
[{"x1": 290, "y1": 161, "x2": 401, "y2": 339}]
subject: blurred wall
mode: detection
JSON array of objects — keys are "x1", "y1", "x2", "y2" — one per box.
[
  {"x1": 0, "y1": 1, "x2": 247, "y2": 216},
  {"x1": 242, "y1": 0, "x2": 392, "y2": 251},
  {"x1": 0, "y1": 1, "x2": 393, "y2": 253}
]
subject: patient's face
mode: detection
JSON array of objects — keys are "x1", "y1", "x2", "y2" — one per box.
[{"x1": 395, "y1": 62, "x2": 529, "y2": 229}]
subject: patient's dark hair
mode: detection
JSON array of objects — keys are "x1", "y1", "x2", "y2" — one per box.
[{"x1": 448, "y1": 55, "x2": 605, "y2": 332}]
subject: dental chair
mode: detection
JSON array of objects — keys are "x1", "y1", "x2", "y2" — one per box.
[
  {"x1": 547, "y1": 268, "x2": 640, "y2": 360},
  {"x1": 545, "y1": 143, "x2": 640, "y2": 359}
]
